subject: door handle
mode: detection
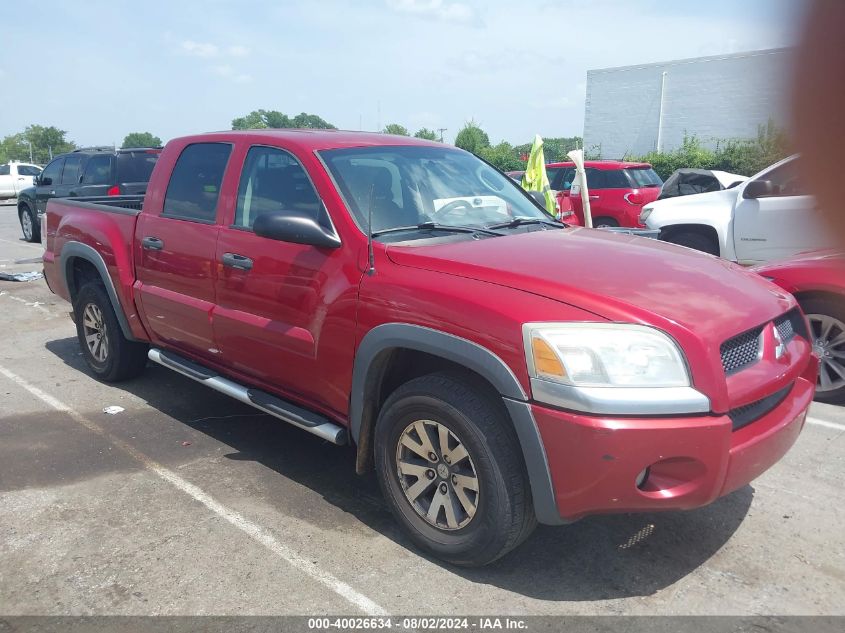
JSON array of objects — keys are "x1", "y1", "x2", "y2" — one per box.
[
  {"x1": 589, "y1": 195, "x2": 600, "y2": 200},
  {"x1": 50, "y1": 190, "x2": 56, "y2": 195},
  {"x1": 222, "y1": 252, "x2": 253, "y2": 271},
  {"x1": 142, "y1": 236, "x2": 164, "y2": 251}
]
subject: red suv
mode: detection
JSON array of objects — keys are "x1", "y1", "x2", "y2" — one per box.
[{"x1": 546, "y1": 160, "x2": 663, "y2": 228}]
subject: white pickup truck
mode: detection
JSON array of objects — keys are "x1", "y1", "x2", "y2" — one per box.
[
  {"x1": 640, "y1": 155, "x2": 834, "y2": 265},
  {"x1": 0, "y1": 162, "x2": 42, "y2": 200}
]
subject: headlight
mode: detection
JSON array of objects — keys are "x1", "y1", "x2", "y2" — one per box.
[
  {"x1": 523, "y1": 322, "x2": 708, "y2": 415},
  {"x1": 524, "y1": 323, "x2": 689, "y2": 388},
  {"x1": 639, "y1": 207, "x2": 653, "y2": 224}
]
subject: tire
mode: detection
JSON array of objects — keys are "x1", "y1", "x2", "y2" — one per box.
[
  {"x1": 593, "y1": 217, "x2": 619, "y2": 228},
  {"x1": 663, "y1": 230, "x2": 719, "y2": 256},
  {"x1": 374, "y1": 371, "x2": 536, "y2": 566},
  {"x1": 19, "y1": 204, "x2": 39, "y2": 243},
  {"x1": 799, "y1": 296, "x2": 845, "y2": 404},
  {"x1": 73, "y1": 282, "x2": 148, "y2": 382}
]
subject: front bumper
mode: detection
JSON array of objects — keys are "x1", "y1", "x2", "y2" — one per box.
[{"x1": 531, "y1": 360, "x2": 817, "y2": 522}]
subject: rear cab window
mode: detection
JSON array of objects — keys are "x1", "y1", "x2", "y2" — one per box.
[{"x1": 162, "y1": 143, "x2": 232, "y2": 222}]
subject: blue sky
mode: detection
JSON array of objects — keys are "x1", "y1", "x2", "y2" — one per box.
[{"x1": 0, "y1": 0, "x2": 805, "y2": 147}]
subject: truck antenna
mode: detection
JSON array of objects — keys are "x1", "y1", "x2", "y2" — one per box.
[{"x1": 367, "y1": 184, "x2": 376, "y2": 275}]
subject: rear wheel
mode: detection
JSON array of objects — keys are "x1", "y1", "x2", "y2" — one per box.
[
  {"x1": 593, "y1": 216, "x2": 619, "y2": 228},
  {"x1": 663, "y1": 230, "x2": 719, "y2": 256},
  {"x1": 74, "y1": 282, "x2": 148, "y2": 382},
  {"x1": 800, "y1": 296, "x2": 845, "y2": 404},
  {"x1": 374, "y1": 372, "x2": 536, "y2": 566},
  {"x1": 19, "y1": 204, "x2": 39, "y2": 243}
]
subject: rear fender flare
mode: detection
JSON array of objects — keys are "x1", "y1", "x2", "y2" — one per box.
[{"x1": 59, "y1": 241, "x2": 137, "y2": 341}]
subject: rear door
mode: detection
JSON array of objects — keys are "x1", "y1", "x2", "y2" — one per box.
[
  {"x1": 732, "y1": 158, "x2": 831, "y2": 263},
  {"x1": 77, "y1": 154, "x2": 115, "y2": 197},
  {"x1": 134, "y1": 142, "x2": 233, "y2": 360},
  {"x1": 212, "y1": 144, "x2": 349, "y2": 412},
  {"x1": 116, "y1": 150, "x2": 160, "y2": 195}
]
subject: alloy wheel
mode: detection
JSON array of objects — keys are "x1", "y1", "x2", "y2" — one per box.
[
  {"x1": 82, "y1": 303, "x2": 109, "y2": 363},
  {"x1": 808, "y1": 313, "x2": 845, "y2": 393},
  {"x1": 21, "y1": 211, "x2": 32, "y2": 241},
  {"x1": 395, "y1": 419, "x2": 479, "y2": 531}
]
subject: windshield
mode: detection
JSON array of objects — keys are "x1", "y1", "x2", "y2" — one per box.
[
  {"x1": 625, "y1": 167, "x2": 662, "y2": 187},
  {"x1": 319, "y1": 145, "x2": 549, "y2": 239}
]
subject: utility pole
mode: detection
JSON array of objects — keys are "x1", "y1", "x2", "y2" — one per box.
[
  {"x1": 28, "y1": 141, "x2": 33, "y2": 163},
  {"x1": 437, "y1": 127, "x2": 447, "y2": 143},
  {"x1": 656, "y1": 71, "x2": 668, "y2": 153},
  {"x1": 377, "y1": 101, "x2": 381, "y2": 133}
]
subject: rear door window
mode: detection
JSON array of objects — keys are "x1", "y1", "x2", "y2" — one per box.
[
  {"x1": 117, "y1": 151, "x2": 159, "y2": 184},
  {"x1": 585, "y1": 169, "x2": 607, "y2": 189},
  {"x1": 17, "y1": 165, "x2": 42, "y2": 176},
  {"x1": 0, "y1": 165, "x2": 9, "y2": 176},
  {"x1": 41, "y1": 158, "x2": 64, "y2": 185},
  {"x1": 163, "y1": 143, "x2": 232, "y2": 222},
  {"x1": 625, "y1": 168, "x2": 662, "y2": 187},
  {"x1": 602, "y1": 169, "x2": 630, "y2": 189},
  {"x1": 61, "y1": 155, "x2": 83, "y2": 185},
  {"x1": 82, "y1": 155, "x2": 113, "y2": 185}
]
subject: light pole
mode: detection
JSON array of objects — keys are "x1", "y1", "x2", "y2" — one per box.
[{"x1": 437, "y1": 128, "x2": 447, "y2": 143}]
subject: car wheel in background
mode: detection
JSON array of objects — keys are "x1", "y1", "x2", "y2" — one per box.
[
  {"x1": 374, "y1": 371, "x2": 536, "y2": 566},
  {"x1": 663, "y1": 231, "x2": 719, "y2": 256},
  {"x1": 800, "y1": 296, "x2": 845, "y2": 404},
  {"x1": 593, "y1": 217, "x2": 619, "y2": 228},
  {"x1": 19, "y1": 204, "x2": 39, "y2": 243},
  {"x1": 73, "y1": 282, "x2": 149, "y2": 382}
]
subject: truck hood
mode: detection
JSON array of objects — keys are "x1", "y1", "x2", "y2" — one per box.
[
  {"x1": 385, "y1": 227, "x2": 794, "y2": 343},
  {"x1": 643, "y1": 187, "x2": 739, "y2": 215}
]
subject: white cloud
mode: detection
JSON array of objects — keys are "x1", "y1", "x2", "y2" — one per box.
[
  {"x1": 386, "y1": 0, "x2": 474, "y2": 23},
  {"x1": 227, "y1": 45, "x2": 250, "y2": 58},
  {"x1": 211, "y1": 64, "x2": 252, "y2": 84},
  {"x1": 181, "y1": 40, "x2": 219, "y2": 57}
]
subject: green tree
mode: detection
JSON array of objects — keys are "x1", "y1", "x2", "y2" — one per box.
[
  {"x1": 122, "y1": 132, "x2": 162, "y2": 148},
  {"x1": 454, "y1": 120, "x2": 490, "y2": 154},
  {"x1": 0, "y1": 125, "x2": 75, "y2": 164},
  {"x1": 414, "y1": 128, "x2": 438, "y2": 141},
  {"x1": 383, "y1": 123, "x2": 410, "y2": 136},
  {"x1": 478, "y1": 142, "x2": 523, "y2": 172},
  {"x1": 515, "y1": 136, "x2": 582, "y2": 163},
  {"x1": 232, "y1": 109, "x2": 335, "y2": 130}
]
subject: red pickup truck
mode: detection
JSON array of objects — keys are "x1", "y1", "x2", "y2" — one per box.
[{"x1": 43, "y1": 130, "x2": 818, "y2": 566}]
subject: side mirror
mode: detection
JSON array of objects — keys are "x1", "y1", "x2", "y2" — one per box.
[
  {"x1": 253, "y1": 210, "x2": 341, "y2": 248},
  {"x1": 743, "y1": 179, "x2": 774, "y2": 199},
  {"x1": 39, "y1": 176, "x2": 51, "y2": 186}
]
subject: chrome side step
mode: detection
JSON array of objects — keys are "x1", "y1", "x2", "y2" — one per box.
[{"x1": 147, "y1": 348, "x2": 347, "y2": 445}]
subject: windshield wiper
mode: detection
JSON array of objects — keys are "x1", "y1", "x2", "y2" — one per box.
[
  {"x1": 371, "y1": 221, "x2": 504, "y2": 238},
  {"x1": 486, "y1": 217, "x2": 564, "y2": 230}
]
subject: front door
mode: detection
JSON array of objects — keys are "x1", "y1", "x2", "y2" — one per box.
[
  {"x1": 212, "y1": 144, "x2": 350, "y2": 413},
  {"x1": 733, "y1": 157, "x2": 831, "y2": 264},
  {"x1": 134, "y1": 141, "x2": 233, "y2": 360},
  {"x1": 35, "y1": 157, "x2": 66, "y2": 214}
]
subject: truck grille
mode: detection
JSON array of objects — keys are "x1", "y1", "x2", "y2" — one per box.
[
  {"x1": 729, "y1": 383, "x2": 793, "y2": 431},
  {"x1": 720, "y1": 327, "x2": 763, "y2": 375},
  {"x1": 775, "y1": 308, "x2": 808, "y2": 343}
]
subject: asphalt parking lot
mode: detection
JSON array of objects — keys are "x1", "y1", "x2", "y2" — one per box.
[{"x1": 1, "y1": 205, "x2": 844, "y2": 617}]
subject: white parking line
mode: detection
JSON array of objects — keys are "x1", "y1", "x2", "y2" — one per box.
[
  {"x1": 807, "y1": 417, "x2": 845, "y2": 432},
  {"x1": 0, "y1": 364, "x2": 388, "y2": 616}
]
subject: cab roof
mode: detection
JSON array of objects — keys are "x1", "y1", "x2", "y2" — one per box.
[{"x1": 178, "y1": 129, "x2": 445, "y2": 153}]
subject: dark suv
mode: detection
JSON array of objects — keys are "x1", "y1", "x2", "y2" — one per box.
[{"x1": 17, "y1": 146, "x2": 161, "y2": 242}]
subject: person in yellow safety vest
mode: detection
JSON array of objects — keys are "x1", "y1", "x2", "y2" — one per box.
[{"x1": 520, "y1": 134, "x2": 557, "y2": 217}]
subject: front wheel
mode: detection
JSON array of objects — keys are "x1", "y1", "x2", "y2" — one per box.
[
  {"x1": 19, "y1": 205, "x2": 39, "y2": 243},
  {"x1": 800, "y1": 296, "x2": 845, "y2": 404},
  {"x1": 374, "y1": 372, "x2": 536, "y2": 566},
  {"x1": 73, "y1": 282, "x2": 149, "y2": 382}
]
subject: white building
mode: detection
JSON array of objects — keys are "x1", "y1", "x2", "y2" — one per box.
[{"x1": 583, "y1": 48, "x2": 792, "y2": 159}]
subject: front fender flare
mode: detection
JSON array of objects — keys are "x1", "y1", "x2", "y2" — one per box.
[{"x1": 350, "y1": 323, "x2": 564, "y2": 525}]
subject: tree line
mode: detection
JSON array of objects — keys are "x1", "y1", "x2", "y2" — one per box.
[{"x1": 1, "y1": 111, "x2": 791, "y2": 179}]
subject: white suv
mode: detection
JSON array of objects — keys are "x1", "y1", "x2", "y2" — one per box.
[
  {"x1": 0, "y1": 162, "x2": 42, "y2": 200},
  {"x1": 641, "y1": 155, "x2": 834, "y2": 265}
]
